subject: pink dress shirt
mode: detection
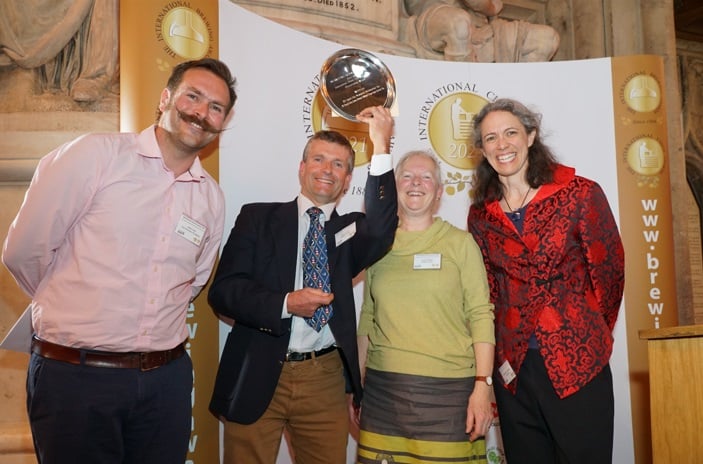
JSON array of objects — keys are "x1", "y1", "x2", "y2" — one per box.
[{"x1": 2, "y1": 126, "x2": 225, "y2": 352}]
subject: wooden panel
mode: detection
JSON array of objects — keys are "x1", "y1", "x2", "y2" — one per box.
[
  {"x1": 640, "y1": 324, "x2": 703, "y2": 340},
  {"x1": 643, "y1": 330, "x2": 703, "y2": 462}
]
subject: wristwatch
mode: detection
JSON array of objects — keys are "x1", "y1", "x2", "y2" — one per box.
[{"x1": 476, "y1": 375, "x2": 493, "y2": 386}]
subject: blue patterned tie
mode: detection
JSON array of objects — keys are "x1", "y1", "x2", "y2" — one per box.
[{"x1": 302, "y1": 207, "x2": 333, "y2": 331}]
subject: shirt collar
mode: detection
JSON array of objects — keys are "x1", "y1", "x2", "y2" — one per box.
[
  {"x1": 297, "y1": 194, "x2": 335, "y2": 223},
  {"x1": 136, "y1": 125, "x2": 205, "y2": 182}
]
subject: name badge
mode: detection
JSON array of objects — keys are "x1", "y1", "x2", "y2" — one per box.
[
  {"x1": 335, "y1": 222, "x2": 356, "y2": 247},
  {"x1": 499, "y1": 360, "x2": 517, "y2": 385},
  {"x1": 413, "y1": 253, "x2": 441, "y2": 270},
  {"x1": 175, "y1": 214, "x2": 206, "y2": 246}
]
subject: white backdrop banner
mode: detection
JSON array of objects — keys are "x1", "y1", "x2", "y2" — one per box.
[{"x1": 218, "y1": 2, "x2": 678, "y2": 463}]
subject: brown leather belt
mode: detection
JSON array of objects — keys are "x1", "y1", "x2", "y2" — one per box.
[
  {"x1": 31, "y1": 336, "x2": 186, "y2": 371},
  {"x1": 285, "y1": 345, "x2": 337, "y2": 362}
]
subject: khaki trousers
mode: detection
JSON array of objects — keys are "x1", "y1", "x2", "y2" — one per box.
[{"x1": 223, "y1": 350, "x2": 349, "y2": 464}]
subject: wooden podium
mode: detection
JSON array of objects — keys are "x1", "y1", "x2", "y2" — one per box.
[{"x1": 639, "y1": 325, "x2": 703, "y2": 462}]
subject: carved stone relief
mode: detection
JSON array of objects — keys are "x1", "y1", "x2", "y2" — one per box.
[
  {"x1": 403, "y1": 0, "x2": 560, "y2": 62},
  {"x1": 0, "y1": 0, "x2": 119, "y2": 113},
  {"x1": 0, "y1": 0, "x2": 119, "y2": 186},
  {"x1": 231, "y1": 0, "x2": 560, "y2": 63}
]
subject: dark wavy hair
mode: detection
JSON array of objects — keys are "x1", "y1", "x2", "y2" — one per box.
[
  {"x1": 470, "y1": 98, "x2": 559, "y2": 205},
  {"x1": 302, "y1": 130, "x2": 355, "y2": 173}
]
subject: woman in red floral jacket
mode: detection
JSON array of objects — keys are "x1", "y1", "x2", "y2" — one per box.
[{"x1": 467, "y1": 98, "x2": 624, "y2": 464}]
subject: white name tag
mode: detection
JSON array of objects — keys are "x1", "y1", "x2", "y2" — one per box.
[
  {"x1": 413, "y1": 253, "x2": 441, "y2": 270},
  {"x1": 335, "y1": 222, "x2": 356, "y2": 247},
  {"x1": 175, "y1": 214, "x2": 206, "y2": 246},
  {"x1": 499, "y1": 360, "x2": 517, "y2": 385}
]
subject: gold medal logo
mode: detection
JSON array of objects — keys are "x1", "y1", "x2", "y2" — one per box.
[
  {"x1": 427, "y1": 93, "x2": 488, "y2": 170},
  {"x1": 625, "y1": 136, "x2": 665, "y2": 179},
  {"x1": 623, "y1": 74, "x2": 661, "y2": 113},
  {"x1": 160, "y1": 7, "x2": 210, "y2": 60}
]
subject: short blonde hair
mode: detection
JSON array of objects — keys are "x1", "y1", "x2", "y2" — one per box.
[{"x1": 395, "y1": 150, "x2": 441, "y2": 186}]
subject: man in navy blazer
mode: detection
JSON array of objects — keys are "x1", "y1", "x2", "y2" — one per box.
[{"x1": 209, "y1": 105, "x2": 398, "y2": 463}]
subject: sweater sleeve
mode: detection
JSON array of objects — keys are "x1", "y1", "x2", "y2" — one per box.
[
  {"x1": 357, "y1": 266, "x2": 375, "y2": 336},
  {"x1": 462, "y1": 232, "x2": 496, "y2": 345}
]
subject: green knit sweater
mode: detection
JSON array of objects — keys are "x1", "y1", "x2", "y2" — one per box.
[{"x1": 359, "y1": 218, "x2": 495, "y2": 378}]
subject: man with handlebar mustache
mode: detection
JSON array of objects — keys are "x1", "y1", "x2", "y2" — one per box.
[{"x1": 2, "y1": 58, "x2": 237, "y2": 464}]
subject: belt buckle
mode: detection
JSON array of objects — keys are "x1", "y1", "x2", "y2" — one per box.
[{"x1": 285, "y1": 351, "x2": 305, "y2": 362}]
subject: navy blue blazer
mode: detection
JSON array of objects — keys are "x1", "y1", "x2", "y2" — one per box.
[{"x1": 208, "y1": 170, "x2": 397, "y2": 424}]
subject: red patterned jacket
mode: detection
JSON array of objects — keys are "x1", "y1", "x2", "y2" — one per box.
[{"x1": 467, "y1": 164, "x2": 624, "y2": 398}]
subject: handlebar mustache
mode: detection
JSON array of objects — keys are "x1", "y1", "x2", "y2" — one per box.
[{"x1": 177, "y1": 109, "x2": 227, "y2": 134}]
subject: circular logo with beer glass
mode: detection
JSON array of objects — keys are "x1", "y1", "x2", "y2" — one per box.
[
  {"x1": 625, "y1": 137, "x2": 665, "y2": 176},
  {"x1": 161, "y1": 7, "x2": 210, "y2": 60},
  {"x1": 623, "y1": 74, "x2": 661, "y2": 113},
  {"x1": 428, "y1": 93, "x2": 488, "y2": 170}
]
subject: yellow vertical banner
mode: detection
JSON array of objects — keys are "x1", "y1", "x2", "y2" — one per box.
[
  {"x1": 120, "y1": 2, "x2": 220, "y2": 463},
  {"x1": 611, "y1": 55, "x2": 678, "y2": 464}
]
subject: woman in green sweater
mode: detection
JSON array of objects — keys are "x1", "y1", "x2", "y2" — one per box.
[{"x1": 356, "y1": 150, "x2": 496, "y2": 464}]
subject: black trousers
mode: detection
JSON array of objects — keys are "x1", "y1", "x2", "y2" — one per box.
[
  {"x1": 27, "y1": 351, "x2": 192, "y2": 464},
  {"x1": 494, "y1": 349, "x2": 614, "y2": 464}
]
